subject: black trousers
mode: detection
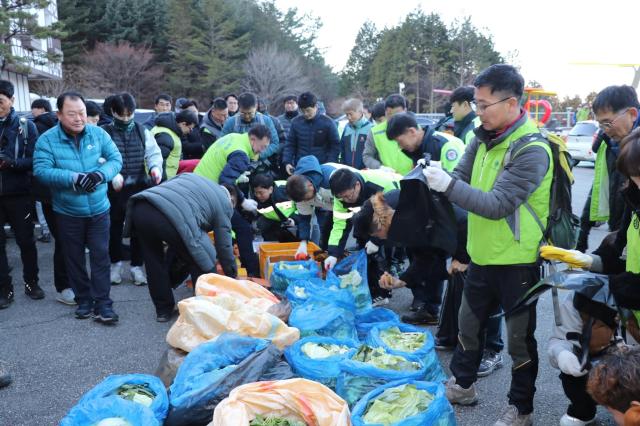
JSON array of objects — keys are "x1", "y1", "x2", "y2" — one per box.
[
  {"x1": 41, "y1": 201, "x2": 69, "y2": 292},
  {"x1": 450, "y1": 263, "x2": 540, "y2": 414},
  {"x1": 256, "y1": 216, "x2": 298, "y2": 243},
  {"x1": 231, "y1": 209, "x2": 259, "y2": 276},
  {"x1": 108, "y1": 186, "x2": 144, "y2": 266},
  {"x1": 560, "y1": 372, "x2": 597, "y2": 421},
  {"x1": 0, "y1": 194, "x2": 38, "y2": 287}
]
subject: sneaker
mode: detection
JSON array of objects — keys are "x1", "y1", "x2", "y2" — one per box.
[
  {"x1": 445, "y1": 377, "x2": 478, "y2": 405},
  {"x1": 410, "y1": 299, "x2": 426, "y2": 312},
  {"x1": 37, "y1": 232, "x2": 51, "y2": 243},
  {"x1": 494, "y1": 405, "x2": 532, "y2": 426},
  {"x1": 372, "y1": 296, "x2": 389, "y2": 307},
  {"x1": 110, "y1": 262, "x2": 123, "y2": 285},
  {"x1": 559, "y1": 413, "x2": 595, "y2": 426},
  {"x1": 75, "y1": 302, "x2": 93, "y2": 319},
  {"x1": 56, "y1": 288, "x2": 77, "y2": 306},
  {"x1": 156, "y1": 310, "x2": 177, "y2": 323},
  {"x1": 402, "y1": 307, "x2": 439, "y2": 325},
  {"x1": 24, "y1": 281, "x2": 45, "y2": 300},
  {"x1": 0, "y1": 286, "x2": 14, "y2": 309},
  {"x1": 477, "y1": 350, "x2": 504, "y2": 377},
  {"x1": 130, "y1": 266, "x2": 147, "y2": 286},
  {"x1": 94, "y1": 305, "x2": 119, "y2": 324},
  {"x1": 0, "y1": 361, "x2": 11, "y2": 389}
]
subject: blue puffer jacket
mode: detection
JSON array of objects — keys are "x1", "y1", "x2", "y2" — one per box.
[
  {"x1": 282, "y1": 113, "x2": 340, "y2": 167},
  {"x1": 339, "y1": 116, "x2": 372, "y2": 169},
  {"x1": 34, "y1": 123, "x2": 123, "y2": 217}
]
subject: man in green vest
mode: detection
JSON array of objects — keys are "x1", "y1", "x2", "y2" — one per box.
[
  {"x1": 423, "y1": 64, "x2": 552, "y2": 425},
  {"x1": 151, "y1": 110, "x2": 199, "y2": 180},
  {"x1": 362, "y1": 94, "x2": 414, "y2": 175},
  {"x1": 450, "y1": 85, "x2": 481, "y2": 145},
  {"x1": 251, "y1": 173, "x2": 298, "y2": 242}
]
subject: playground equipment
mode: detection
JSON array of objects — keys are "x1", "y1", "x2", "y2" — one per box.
[{"x1": 524, "y1": 87, "x2": 556, "y2": 126}]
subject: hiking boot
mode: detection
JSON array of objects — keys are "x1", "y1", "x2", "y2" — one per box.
[
  {"x1": 130, "y1": 266, "x2": 147, "y2": 286},
  {"x1": 0, "y1": 361, "x2": 11, "y2": 389},
  {"x1": 478, "y1": 350, "x2": 504, "y2": 377},
  {"x1": 94, "y1": 305, "x2": 119, "y2": 324},
  {"x1": 372, "y1": 296, "x2": 390, "y2": 307},
  {"x1": 75, "y1": 302, "x2": 93, "y2": 319},
  {"x1": 56, "y1": 288, "x2": 76, "y2": 306},
  {"x1": 402, "y1": 306, "x2": 439, "y2": 325},
  {"x1": 0, "y1": 285, "x2": 14, "y2": 309},
  {"x1": 445, "y1": 377, "x2": 478, "y2": 405},
  {"x1": 560, "y1": 413, "x2": 595, "y2": 426},
  {"x1": 493, "y1": 405, "x2": 533, "y2": 426},
  {"x1": 24, "y1": 281, "x2": 45, "y2": 300},
  {"x1": 410, "y1": 299, "x2": 426, "y2": 312},
  {"x1": 110, "y1": 261, "x2": 123, "y2": 285}
]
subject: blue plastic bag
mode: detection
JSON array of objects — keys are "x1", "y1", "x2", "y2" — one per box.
[
  {"x1": 289, "y1": 297, "x2": 358, "y2": 341},
  {"x1": 61, "y1": 374, "x2": 168, "y2": 424},
  {"x1": 351, "y1": 379, "x2": 457, "y2": 426},
  {"x1": 355, "y1": 308, "x2": 400, "y2": 341},
  {"x1": 367, "y1": 323, "x2": 447, "y2": 383},
  {"x1": 270, "y1": 260, "x2": 320, "y2": 296},
  {"x1": 60, "y1": 395, "x2": 161, "y2": 426},
  {"x1": 326, "y1": 250, "x2": 372, "y2": 313},
  {"x1": 284, "y1": 336, "x2": 358, "y2": 389},
  {"x1": 285, "y1": 277, "x2": 356, "y2": 310},
  {"x1": 337, "y1": 348, "x2": 427, "y2": 407}
]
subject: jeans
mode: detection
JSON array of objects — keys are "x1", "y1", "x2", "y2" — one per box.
[{"x1": 0, "y1": 195, "x2": 39, "y2": 287}]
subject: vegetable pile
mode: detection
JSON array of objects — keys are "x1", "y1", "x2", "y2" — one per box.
[
  {"x1": 301, "y1": 342, "x2": 351, "y2": 359},
  {"x1": 338, "y1": 270, "x2": 362, "y2": 290},
  {"x1": 380, "y1": 327, "x2": 426, "y2": 353},
  {"x1": 353, "y1": 345, "x2": 421, "y2": 371},
  {"x1": 362, "y1": 384, "x2": 434, "y2": 426},
  {"x1": 111, "y1": 383, "x2": 156, "y2": 407},
  {"x1": 279, "y1": 264, "x2": 306, "y2": 271},
  {"x1": 249, "y1": 415, "x2": 307, "y2": 426}
]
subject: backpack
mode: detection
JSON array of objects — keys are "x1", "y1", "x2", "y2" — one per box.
[{"x1": 506, "y1": 128, "x2": 580, "y2": 249}]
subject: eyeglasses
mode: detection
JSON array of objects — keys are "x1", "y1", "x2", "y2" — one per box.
[
  {"x1": 598, "y1": 108, "x2": 630, "y2": 130},
  {"x1": 471, "y1": 97, "x2": 514, "y2": 113}
]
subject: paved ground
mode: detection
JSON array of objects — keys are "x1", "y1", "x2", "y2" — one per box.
[{"x1": 0, "y1": 162, "x2": 619, "y2": 425}]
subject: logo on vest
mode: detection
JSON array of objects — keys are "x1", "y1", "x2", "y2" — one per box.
[{"x1": 445, "y1": 149, "x2": 458, "y2": 162}]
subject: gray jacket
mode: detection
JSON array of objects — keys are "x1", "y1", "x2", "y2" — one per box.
[
  {"x1": 362, "y1": 128, "x2": 381, "y2": 169},
  {"x1": 124, "y1": 173, "x2": 236, "y2": 276}
]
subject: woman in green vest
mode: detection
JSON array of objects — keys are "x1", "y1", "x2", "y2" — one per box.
[{"x1": 151, "y1": 110, "x2": 199, "y2": 179}]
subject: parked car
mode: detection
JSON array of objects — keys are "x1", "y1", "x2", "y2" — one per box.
[{"x1": 566, "y1": 120, "x2": 599, "y2": 165}]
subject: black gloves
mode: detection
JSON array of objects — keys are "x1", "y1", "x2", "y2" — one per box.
[{"x1": 75, "y1": 172, "x2": 104, "y2": 193}]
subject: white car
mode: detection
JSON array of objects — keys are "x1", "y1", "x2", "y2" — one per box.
[{"x1": 566, "y1": 120, "x2": 599, "y2": 165}]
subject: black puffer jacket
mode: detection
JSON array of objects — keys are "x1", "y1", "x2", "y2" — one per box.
[{"x1": 0, "y1": 108, "x2": 38, "y2": 196}]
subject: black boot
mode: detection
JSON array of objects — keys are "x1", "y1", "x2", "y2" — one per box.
[
  {"x1": 24, "y1": 281, "x2": 45, "y2": 300},
  {"x1": 402, "y1": 306, "x2": 439, "y2": 325},
  {"x1": 0, "y1": 284, "x2": 14, "y2": 309},
  {"x1": 0, "y1": 361, "x2": 11, "y2": 389}
]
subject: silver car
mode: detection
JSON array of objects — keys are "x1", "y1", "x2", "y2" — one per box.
[{"x1": 566, "y1": 120, "x2": 599, "y2": 165}]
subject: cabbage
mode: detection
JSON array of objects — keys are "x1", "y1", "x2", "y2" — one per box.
[
  {"x1": 300, "y1": 342, "x2": 351, "y2": 359},
  {"x1": 249, "y1": 415, "x2": 306, "y2": 426},
  {"x1": 380, "y1": 327, "x2": 426, "y2": 353},
  {"x1": 112, "y1": 383, "x2": 156, "y2": 407},
  {"x1": 352, "y1": 345, "x2": 421, "y2": 371},
  {"x1": 339, "y1": 270, "x2": 362, "y2": 289},
  {"x1": 293, "y1": 286, "x2": 307, "y2": 299},
  {"x1": 362, "y1": 384, "x2": 434, "y2": 426},
  {"x1": 93, "y1": 419, "x2": 133, "y2": 426}
]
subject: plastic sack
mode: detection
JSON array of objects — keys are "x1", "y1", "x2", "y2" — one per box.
[
  {"x1": 337, "y1": 349, "x2": 427, "y2": 407},
  {"x1": 195, "y1": 273, "x2": 279, "y2": 312},
  {"x1": 166, "y1": 295, "x2": 300, "y2": 352},
  {"x1": 60, "y1": 395, "x2": 161, "y2": 426},
  {"x1": 326, "y1": 250, "x2": 372, "y2": 313},
  {"x1": 155, "y1": 347, "x2": 188, "y2": 388},
  {"x1": 285, "y1": 278, "x2": 356, "y2": 310},
  {"x1": 210, "y1": 378, "x2": 352, "y2": 426},
  {"x1": 267, "y1": 299, "x2": 292, "y2": 323},
  {"x1": 367, "y1": 323, "x2": 446, "y2": 383},
  {"x1": 284, "y1": 336, "x2": 358, "y2": 389},
  {"x1": 61, "y1": 374, "x2": 169, "y2": 424},
  {"x1": 355, "y1": 308, "x2": 400, "y2": 341},
  {"x1": 270, "y1": 260, "x2": 320, "y2": 296},
  {"x1": 165, "y1": 333, "x2": 291, "y2": 426},
  {"x1": 289, "y1": 298, "x2": 358, "y2": 341},
  {"x1": 351, "y1": 379, "x2": 456, "y2": 426}
]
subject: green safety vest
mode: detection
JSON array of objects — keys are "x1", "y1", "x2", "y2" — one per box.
[
  {"x1": 589, "y1": 142, "x2": 610, "y2": 222},
  {"x1": 257, "y1": 181, "x2": 297, "y2": 221},
  {"x1": 467, "y1": 119, "x2": 553, "y2": 265},
  {"x1": 435, "y1": 131, "x2": 466, "y2": 172},
  {"x1": 464, "y1": 116, "x2": 482, "y2": 145},
  {"x1": 329, "y1": 169, "x2": 401, "y2": 248},
  {"x1": 151, "y1": 126, "x2": 181, "y2": 179},
  {"x1": 194, "y1": 133, "x2": 257, "y2": 183},
  {"x1": 626, "y1": 213, "x2": 640, "y2": 325},
  {"x1": 371, "y1": 121, "x2": 414, "y2": 175}
]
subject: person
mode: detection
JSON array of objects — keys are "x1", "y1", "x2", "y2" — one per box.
[
  {"x1": 0, "y1": 80, "x2": 42, "y2": 309},
  {"x1": 225, "y1": 93, "x2": 239, "y2": 117},
  {"x1": 339, "y1": 98, "x2": 372, "y2": 170},
  {"x1": 125, "y1": 173, "x2": 237, "y2": 322},
  {"x1": 34, "y1": 92, "x2": 123, "y2": 324},
  {"x1": 576, "y1": 103, "x2": 591, "y2": 123},
  {"x1": 257, "y1": 98, "x2": 286, "y2": 153},
  {"x1": 31, "y1": 98, "x2": 57, "y2": 135},
  {"x1": 362, "y1": 94, "x2": 413, "y2": 175},
  {"x1": 101, "y1": 93, "x2": 163, "y2": 287},
  {"x1": 151, "y1": 110, "x2": 198, "y2": 180},
  {"x1": 85, "y1": 101, "x2": 102, "y2": 126},
  {"x1": 370, "y1": 102, "x2": 386, "y2": 125},
  {"x1": 282, "y1": 91, "x2": 340, "y2": 175},
  {"x1": 423, "y1": 64, "x2": 552, "y2": 425},
  {"x1": 576, "y1": 85, "x2": 638, "y2": 252},
  {"x1": 143, "y1": 94, "x2": 172, "y2": 130},
  {"x1": 363, "y1": 103, "x2": 372, "y2": 122},
  {"x1": 251, "y1": 173, "x2": 297, "y2": 242},
  {"x1": 450, "y1": 85, "x2": 481, "y2": 145},
  {"x1": 194, "y1": 125, "x2": 272, "y2": 277},
  {"x1": 176, "y1": 100, "x2": 205, "y2": 160},
  {"x1": 200, "y1": 97, "x2": 228, "y2": 151},
  {"x1": 278, "y1": 95, "x2": 299, "y2": 138},
  {"x1": 0, "y1": 360, "x2": 10, "y2": 388}
]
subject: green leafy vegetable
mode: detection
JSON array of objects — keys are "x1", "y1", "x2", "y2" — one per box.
[
  {"x1": 362, "y1": 384, "x2": 434, "y2": 425},
  {"x1": 279, "y1": 264, "x2": 306, "y2": 271},
  {"x1": 380, "y1": 327, "x2": 426, "y2": 353},
  {"x1": 339, "y1": 270, "x2": 362, "y2": 289},
  {"x1": 249, "y1": 415, "x2": 307, "y2": 426},
  {"x1": 301, "y1": 342, "x2": 350, "y2": 359},
  {"x1": 293, "y1": 286, "x2": 308, "y2": 299},
  {"x1": 113, "y1": 383, "x2": 156, "y2": 407},
  {"x1": 353, "y1": 345, "x2": 421, "y2": 371}
]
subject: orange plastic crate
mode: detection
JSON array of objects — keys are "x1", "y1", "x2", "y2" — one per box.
[{"x1": 258, "y1": 242, "x2": 321, "y2": 279}]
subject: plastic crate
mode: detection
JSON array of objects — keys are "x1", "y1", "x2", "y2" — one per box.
[{"x1": 258, "y1": 242, "x2": 321, "y2": 279}]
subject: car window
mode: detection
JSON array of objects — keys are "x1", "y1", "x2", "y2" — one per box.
[{"x1": 569, "y1": 122, "x2": 597, "y2": 136}]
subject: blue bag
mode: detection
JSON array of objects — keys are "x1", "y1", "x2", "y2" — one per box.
[
  {"x1": 61, "y1": 374, "x2": 168, "y2": 424},
  {"x1": 355, "y1": 308, "x2": 400, "y2": 341},
  {"x1": 60, "y1": 396, "x2": 161, "y2": 426},
  {"x1": 337, "y1": 348, "x2": 427, "y2": 407},
  {"x1": 326, "y1": 250, "x2": 372, "y2": 313},
  {"x1": 285, "y1": 277, "x2": 356, "y2": 310},
  {"x1": 351, "y1": 379, "x2": 457, "y2": 426},
  {"x1": 367, "y1": 323, "x2": 447, "y2": 382},
  {"x1": 269, "y1": 260, "x2": 320, "y2": 296},
  {"x1": 284, "y1": 336, "x2": 358, "y2": 389},
  {"x1": 289, "y1": 297, "x2": 358, "y2": 341}
]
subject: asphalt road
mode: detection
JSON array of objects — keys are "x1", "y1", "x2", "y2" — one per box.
[{"x1": 0, "y1": 162, "x2": 619, "y2": 425}]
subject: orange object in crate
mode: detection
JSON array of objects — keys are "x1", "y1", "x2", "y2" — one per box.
[{"x1": 258, "y1": 242, "x2": 321, "y2": 279}]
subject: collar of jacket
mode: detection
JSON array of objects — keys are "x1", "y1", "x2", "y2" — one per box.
[
  {"x1": 349, "y1": 116, "x2": 369, "y2": 130},
  {"x1": 454, "y1": 111, "x2": 476, "y2": 137},
  {"x1": 0, "y1": 108, "x2": 16, "y2": 126},
  {"x1": 402, "y1": 126, "x2": 436, "y2": 162},
  {"x1": 474, "y1": 109, "x2": 527, "y2": 149},
  {"x1": 285, "y1": 110, "x2": 299, "y2": 119},
  {"x1": 623, "y1": 182, "x2": 640, "y2": 216},
  {"x1": 58, "y1": 122, "x2": 87, "y2": 142}
]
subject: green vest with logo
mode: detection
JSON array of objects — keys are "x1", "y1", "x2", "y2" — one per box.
[
  {"x1": 467, "y1": 119, "x2": 553, "y2": 265},
  {"x1": 258, "y1": 181, "x2": 297, "y2": 221},
  {"x1": 436, "y1": 131, "x2": 466, "y2": 172},
  {"x1": 625, "y1": 213, "x2": 640, "y2": 325},
  {"x1": 151, "y1": 126, "x2": 181, "y2": 179},
  {"x1": 372, "y1": 121, "x2": 414, "y2": 175},
  {"x1": 194, "y1": 133, "x2": 256, "y2": 183},
  {"x1": 463, "y1": 116, "x2": 482, "y2": 145},
  {"x1": 589, "y1": 142, "x2": 610, "y2": 222}
]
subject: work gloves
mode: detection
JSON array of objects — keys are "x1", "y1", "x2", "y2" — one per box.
[
  {"x1": 324, "y1": 256, "x2": 337, "y2": 271},
  {"x1": 241, "y1": 198, "x2": 258, "y2": 213},
  {"x1": 540, "y1": 246, "x2": 593, "y2": 269},
  {"x1": 557, "y1": 350, "x2": 587, "y2": 377},
  {"x1": 365, "y1": 241, "x2": 379, "y2": 255},
  {"x1": 295, "y1": 241, "x2": 308, "y2": 260},
  {"x1": 74, "y1": 172, "x2": 104, "y2": 193},
  {"x1": 423, "y1": 166, "x2": 452, "y2": 193}
]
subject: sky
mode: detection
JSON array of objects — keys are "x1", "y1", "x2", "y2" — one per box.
[{"x1": 274, "y1": 0, "x2": 640, "y2": 99}]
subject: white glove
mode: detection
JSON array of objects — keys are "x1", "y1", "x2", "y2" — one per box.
[
  {"x1": 557, "y1": 350, "x2": 587, "y2": 377},
  {"x1": 237, "y1": 171, "x2": 250, "y2": 184},
  {"x1": 111, "y1": 173, "x2": 124, "y2": 192},
  {"x1": 365, "y1": 241, "x2": 379, "y2": 255},
  {"x1": 283, "y1": 218, "x2": 295, "y2": 228},
  {"x1": 241, "y1": 198, "x2": 258, "y2": 213},
  {"x1": 423, "y1": 166, "x2": 452, "y2": 192},
  {"x1": 566, "y1": 250, "x2": 594, "y2": 269},
  {"x1": 324, "y1": 256, "x2": 337, "y2": 270},
  {"x1": 295, "y1": 241, "x2": 308, "y2": 260},
  {"x1": 379, "y1": 166, "x2": 397, "y2": 174},
  {"x1": 416, "y1": 159, "x2": 442, "y2": 169},
  {"x1": 150, "y1": 167, "x2": 162, "y2": 185}
]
